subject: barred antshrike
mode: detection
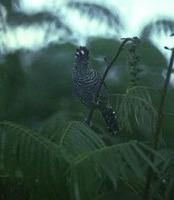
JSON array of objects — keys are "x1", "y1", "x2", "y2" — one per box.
[{"x1": 72, "y1": 46, "x2": 119, "y2": 134}]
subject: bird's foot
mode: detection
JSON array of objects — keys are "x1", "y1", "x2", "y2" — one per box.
[
  {"x1": 84, "y1": 118, "x2": 93, "y2": 127},
  {"x1": 92, "y1": 99, "x2": 102, "y2": 109}
]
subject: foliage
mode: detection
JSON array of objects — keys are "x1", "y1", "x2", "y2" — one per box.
[
  {"x1": 67, "y1": 1, "x2": 122, "y2": 31},
  {"x1": 0, "y1": 121, "x2": 165, "y2": 200},
  {"x1": 140, "y1": 18, "x2": 174, "y2": 40},
  {"x1": 110, "y1": 86, "x2": 157, "y2": 134}
]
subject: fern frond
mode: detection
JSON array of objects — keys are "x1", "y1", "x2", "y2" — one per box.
[
  {"x1": 0, "y1": 120, "x2": 165, "y2": 199},
  {"x1": 0, "y1": 121, "x2": 68, "y2": 198},
  {"x1": 69, "y1": 140, "x2": 163, "y2": 199},
  {"x1": 8, "y1": 12, "x2": 57, "y2": 25},
  {"x1": 140, "y1": 19, "x2": 174, "y2": 40},
  {"x1": 38, "y1": 111, "x2": 85, "y2": 142},
  {"x1": 110, "y1": 86, "x2": 157, "y2": 133},
  {"x1": 56, "y1": 121, "x2": 163, "y2": 199},
  {"x1": 149, "y1": 149, "x2": 174, "y2": 200},
  {"x1": 66, "y1": 2, "x2": 121, "y2": 31},
  {"x1": 60, "y1": 121, "x2": 105, "y2": 163}
]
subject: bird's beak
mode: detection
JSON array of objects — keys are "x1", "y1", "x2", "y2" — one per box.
[{"x1": 75, "y1": 52, "x2": 80, "y2": 56}]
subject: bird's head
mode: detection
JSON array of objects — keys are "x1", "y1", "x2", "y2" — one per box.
[{"x1": 75, "y1": 46, "x2": 89, "y2": 60}]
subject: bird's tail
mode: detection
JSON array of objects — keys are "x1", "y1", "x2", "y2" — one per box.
[{"x1": 100, "y1": 105, "x2": 119, "y2": 135}]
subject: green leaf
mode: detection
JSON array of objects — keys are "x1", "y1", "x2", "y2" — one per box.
[
  {"x1": 0, "y1": 121, "x2": 69, "y2": 199},
  {"x1": 110, "y1": 86, "x2": 157, "y2": 133},
  {"x1": 60, "y1": 121, "x2": 105, "y2": 163}
]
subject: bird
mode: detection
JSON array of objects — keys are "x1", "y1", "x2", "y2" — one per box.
[{"x1": 72, "y1": 46, "x2": 119, "y2": 134}]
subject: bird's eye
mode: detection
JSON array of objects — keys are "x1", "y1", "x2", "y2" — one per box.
[{"x1": 80, "y1": 50, "x2": 85, "y2": 55}]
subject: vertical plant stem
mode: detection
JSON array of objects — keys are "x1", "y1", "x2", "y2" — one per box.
[
  {"x1": 86, "y1": 38, "x2": 134, "y2": 125},
  {"x1": 144, "y1": 48, "x2": 174, "y2": 200},
  {"x1": 86, "y1": 108, "x2": 95, "y2": 125}
]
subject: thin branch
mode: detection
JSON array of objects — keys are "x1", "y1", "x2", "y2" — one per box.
[
  {"x1": 144, "y1": 47, "x2": 174, "y2": 200},
  {"x1": 86, "y1": 37, "x2": 138, "y2": 125}
]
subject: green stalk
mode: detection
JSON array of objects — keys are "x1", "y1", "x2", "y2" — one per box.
[
  {"x1": 86, "y1": 37, "x2": 137, "y2": 125},
  {"x1": 144, "y1": 48, "x2": 174, "y2": 200}
]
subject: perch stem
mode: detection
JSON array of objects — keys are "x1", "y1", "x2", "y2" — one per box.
[
  {"x1": 144, "y1": 48, "x2": 174, "y2": 200},
  {"x1": 86, "y1": 38, "x2": 134, "y2": 125}
]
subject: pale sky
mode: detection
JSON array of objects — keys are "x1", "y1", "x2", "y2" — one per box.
[
  {"x1": 1, "y1": 0, "x2": 174, "y2": 85},
  {"x1": 1, "y1": 0, "x2": 174, "y2": 55},
  {"x1": 18, "y1": 0, "x2": 174, "y2": 85}
]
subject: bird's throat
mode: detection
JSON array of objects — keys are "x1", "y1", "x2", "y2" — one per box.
[{"x1": 75, "y1": 58, "x2": 90, "y2": 75}]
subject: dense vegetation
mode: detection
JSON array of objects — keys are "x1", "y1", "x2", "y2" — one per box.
[{"x1": 0, "y1": 1, "x2": 174, "y2": 200}]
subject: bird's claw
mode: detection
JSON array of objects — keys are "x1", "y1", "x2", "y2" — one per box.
[{"x1": 84, "y1": 118, "x2": 93, "y2": 127}]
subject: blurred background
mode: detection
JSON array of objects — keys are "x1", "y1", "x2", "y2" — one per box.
[
  {"x1": 1, "y1": 2, "x2": 174, "y2": 199},
  {"x1": 0, "y1": 0, "x2": 174, "y2": 137}
]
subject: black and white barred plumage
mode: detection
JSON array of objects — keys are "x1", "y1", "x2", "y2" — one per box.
[{"x1": 72, "y1": 46, "x2": 119, "y2": 134}]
